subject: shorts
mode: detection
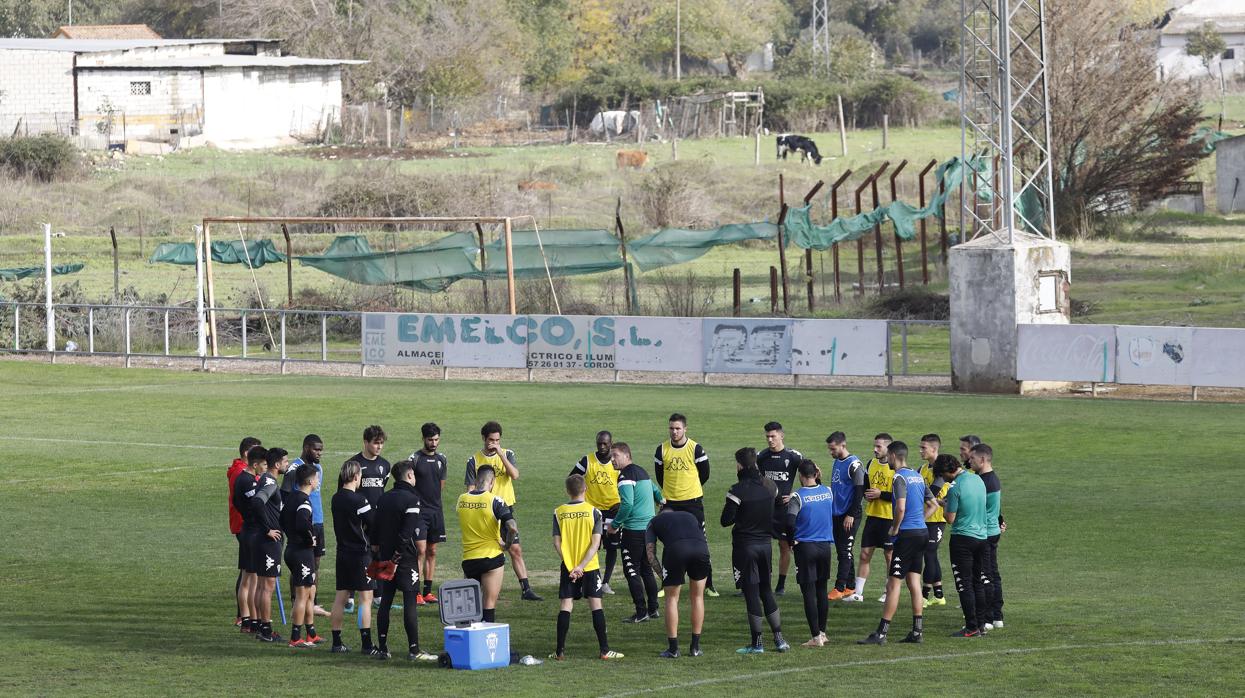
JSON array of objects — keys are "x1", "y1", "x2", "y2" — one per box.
[
  {"x1": 731, "y1": 541, "x2": 772, "y2": 587},
  {"x1": 927, "y1": 522, "x2": 945, "y2": 546},
  {"x1": 602, "y1": 505, "x2": 622, "y2": 550},
  {"x1": 392, "y1": 564, "x2": 421, "y2": 593},
  {"x1": 772, "y1": 511, "x2": 791, "y2": 541},
  {"x1": 253, "y1": 537, "x2": 283, "y2": 578},
  {"x1": 667, "y1": 498, "x2": 705, "y2": 527},
  {"x1": 285, "y1": 546, "x2": 316, "y2": 587},
  {"x1": 462, "y1": 554, "x2": 506, "y2": 582},
  {"x1": 559, "y1": 566, "x2": 604, "y2": 599},
  {"x1": 889, "y1": 530, "x2": 927, "y2": 578},
  {"x1": 793, "y1": 540, "x2": 833, "y2": 584},
  {"x1": 312, "y1": 523, "x2": 326, "y2": 558},
  {"x1": 662, "y1": 541, "x2": 711, "y2": 587},
  {"x1": 336, "y1": 550, "x2": 372, "y2": 592},
  {"x1": 861, "y1": 517, "x2": 895, "y2": 550},
  {"x1": 236, "y1": 532, "x2": 248, "y2": 570},
  {"x1": 425, "y1": 509, "x2": 447, "y2": 544}
]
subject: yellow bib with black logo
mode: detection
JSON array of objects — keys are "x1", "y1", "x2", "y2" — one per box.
[
  {"x1": 457, "y1": 490, "x2": 503, "y2": 560},
  {"x1": 919, "y1": 464, "x2": 948, "y2": 523},
  {"x1": 864, "y1": 457, "x2": 894, "y2": 519},
  {"x1": 583, "y1": 453, "x2": 620, "y2": 511},
  {"x1": 474, "y1": 449, "x2": 515, "y2": 506},
  {"x1": 660, "y1": 438, "x2": 702, "y2": 501},
  {"x1": 555, "y1": 501, "x2": 600, "y2": 572}
]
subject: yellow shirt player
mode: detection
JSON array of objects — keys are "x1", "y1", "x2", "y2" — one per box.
[
  {"x1": 918, "y1": 444, "x2": 956, "y2": 608},
  {"x1": 464, "y1": 421, "x2": 541, "y2": 602},
  {"x1": 550, "y1": 474, "x2": 622, "y2": 660},
  {"x1": 456, "y1": 464, "x2": 519, "y2": 622},
  {"x1": 652, "y1": 413, "x2": 718, "y2": 595},
  {"x1": 853, "y1": 433, "x2": 894, "y2": 603},
  {"x1": 571, "y1": 431, "x2": 621, "y2": 594}
]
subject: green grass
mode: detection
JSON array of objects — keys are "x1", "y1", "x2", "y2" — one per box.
[{"x1": 1, "y1": 361, "x2": 1242, "y2": 695}]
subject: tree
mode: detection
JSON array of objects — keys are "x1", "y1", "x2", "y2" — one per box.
[
  {"x1": 632, "y1": 0, "x2": 790, "y2": 79},
  {"x1": 1184, "y1": 21, "x2": 1226, "y2": 79},
  {"x1": 1048, "y1": 0, "x2": 1204, "y2": 238}
]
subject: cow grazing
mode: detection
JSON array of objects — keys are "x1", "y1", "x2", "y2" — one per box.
[
  {"x1": 615, "y1": 150, "x2": 648, "y2": 170},
  {"x1": 776, "y1": 134, "x2": 823, "y2": 166}
]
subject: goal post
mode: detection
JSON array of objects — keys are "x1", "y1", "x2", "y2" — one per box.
[{"x1": 200, "y1": 215, "x2": 522, "y2": 357}]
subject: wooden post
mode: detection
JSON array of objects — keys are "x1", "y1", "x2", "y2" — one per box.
[
  {"x1": 802, "y1": 180, "x2": 825, "y2": 312},
  {"x1": 871, "y1": 162, "x2": 890, "y2": 294},
  {"x1": 475, "y1": 223, "x2": 490, "y2": 311},
  {"x1": 137, "y1": 210, "x2": 145, "y2": 259},
  {"x1": 385, "y1": 106, "x2": 392, "y2": 148},
  {"x1": 854, "y1": 176, "x2": 871, "y2": 297},
  {"x1": 203, "y1": 221, "x2": 219, "y2": 356},
  {"x1": 503, "y1": 217, "x2": 517, "y2": 314},
  {"x1": 837, "y1": 94, "x2": 847, "y2": 156},
  {"x1": 776, "y1": 174, "x2": 791, "y2": 314},
  {"x1": 889, "y1": 159, "x2": 908, "y2": 290},
  {"x1": 615, "y1": 197, "x2": 633, "y2": 315},
  {"x1": 769, "y1": 266, "x2": 779, "y2": 315},
  {"x1": 281, "y1": 223, "x2": 293, "y2": 306},
  {"x1": 829, "y1": 169, "x2": 852, "y2": 304},
  {"x1": 733, "y1": 268, "x2": 741, "y2": 317},
  {"x1": 940, "y1": 177, "x2": 950, "y2": 265},
  {"x1": 882, "y1": 114, "x2": 889, "y2": 149},
  {"x1": 918, "y1": 158, "x2": 937, "y2": 284},
  {"x1": 109, "y1": 226, "x2": 120, "y2": 301}
]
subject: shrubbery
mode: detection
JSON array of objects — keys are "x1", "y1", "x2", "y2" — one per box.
[{"x1": 0, "y1": 135, "x2": 79, "y2": 182}]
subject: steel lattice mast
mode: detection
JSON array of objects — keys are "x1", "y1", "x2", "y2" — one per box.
[
  {"x1": 812, "y1": 0, "x2": 831, "y2": 76},
  {"x1": 959, "y1": 0, "x2": 1056, "y2": 241}
]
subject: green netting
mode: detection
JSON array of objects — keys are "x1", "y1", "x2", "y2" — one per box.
[
  {"x1": 627, "y1": 222, "x2": 778, "y2": 272},
  {"x1": 148, "y1": 240, "x2": 287, "y2": 267},
  {"x1": 480, "y1": 229, "x2": 624, "y2": 278},
  {"x1": 297, "y1": 238, "x2": 479, "y2": 293},
  {"x1": 1192, "y1": 127, "x2": 1234, "y2": 154},
  {"x1": 0, "y1": 263, "x2": 85, "y2": 281}
]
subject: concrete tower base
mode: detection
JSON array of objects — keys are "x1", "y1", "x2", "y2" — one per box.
[{"x1": 949, "y1": 230, "x2": 1071, "y2": 393}]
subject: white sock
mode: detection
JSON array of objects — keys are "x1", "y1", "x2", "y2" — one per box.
[{"x1": 855, "y1": 577, "x2": 866, "y2": 595}]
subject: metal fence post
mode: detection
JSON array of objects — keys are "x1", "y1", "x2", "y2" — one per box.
[
  {"x1": 164, "y1": 309, "x2": 170, "y2": 356},
  {"x1": 280, "y1": 311, "x2": 287, "y2": 362},
  {"x1": 901, "y1": 322, "x2": 909, "y2": 376},
  {"x1": 241, "y1": 311, "x2": 248, "y2": 358},
  {"x1": 321, "y1": 314, "x2": 328, "y2": 362},
  {"x1": 124, "y1": 308, "x2": 132, "y2": 367},
  {"x1": 885, "y1": 321, "x2": 893, "y2": 386},
  {"x1": 13, "y1": 305, "x2": 19, "y2": 349},
  {"x1": 88, "y1": 306, "x2": 94, "y2": 353}
]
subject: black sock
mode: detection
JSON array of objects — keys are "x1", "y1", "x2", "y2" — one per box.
[
  {"x1": 876, "y1": 618, "x2": 891, "y2": 636},
  {"x1": 306, "y1": 623, "x2": 317, "y2": 638},
  {"x1": 667, "y1": 637, "x2": 679, "y2": 653},
  {"x1": 423, "y1": 580, "x2": 433, "y2": 595},
  {"x1": 332, "y1": 630, "x2": 343, "y2": 646},
  {"x1": 922, "y1": 585, "x2": 931, "y2": 599},
  {"x1": 934, "y1": 585, "x2": 944, "y2": 599},
  {"x1": 360, "y1": 628, "x2": 373, "y2": 651},
  {"x1": 378, "y1": 630, "x2": 388, "y2": 652},
  {"x1": 690, "y1": 633, "x2": 701, "y2": 652},
  {"x1": 913, "y1": 615, "x2": 924, "y2": 634},
  {"x1": 591, "y1": 608, "x2": 609, "y2": 654},
  {"x1": 750, "y1": 630, "x2": 762, "y2": 647},
  {"x1": 261, "y1": 621, "x2": 272, "y2": 637},
  {"x1": 241, "y1": 616, "x2": 252, "y2": 630},
  {"x1": 291, "y1": 624, "x2": 302, "y2": 642},
  {"x1": 556, "y1": 611, "x2": 571, "y2": 656},
  {"x1": 482, "y1": 608, "x2": 495, "y2": 623},
  {"x1": 520, "y1": 578, "x2": 531, "y2": 593},
  {"x1": 776, "y1": 574, "x2": 787, "y2": 590}
]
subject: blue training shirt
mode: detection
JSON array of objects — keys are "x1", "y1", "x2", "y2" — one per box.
[
  {"x1": 892, "y1": 467, "x2": 929, "y2": 532},
  {"x1": 830, "y1": 455, "x2": 861, "y2": 515},
  {"x1": 791, "y1": 484, "x2": 836, "y2": 543},
  {"x1": 286, "y1": 457, "x2": 325, "y2": 524}
]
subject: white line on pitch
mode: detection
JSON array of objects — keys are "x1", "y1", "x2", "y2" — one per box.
[{"x1": 599, "y1": 637, "x2": 1245, "y2": 698}]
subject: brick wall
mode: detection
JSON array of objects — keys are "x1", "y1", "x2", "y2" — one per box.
[
  {"x1": 77, "y1": 69, "x2": 204, "y2": 141},
  {"x1": 0, "y1": 50, "x2": 76, "y2": 136}
]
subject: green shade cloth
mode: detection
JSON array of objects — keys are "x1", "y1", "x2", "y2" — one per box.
[
  {"x1": 0, "y1": 263, "x2": 85, "y2": 281},
  {"x1": 148, "y1": 240, "x2": 287, "y2": 267},
  {"x1": 626, "y1": 222, "x2": 778, "y2": 272}
]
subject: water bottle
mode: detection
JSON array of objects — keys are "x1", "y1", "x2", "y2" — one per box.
[{"x1": 519, "y1": 655, "x2": 543, "y2": 666}]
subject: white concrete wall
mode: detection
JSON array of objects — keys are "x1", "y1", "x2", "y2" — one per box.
[
  {"x1": 1215, "y1": 137, "x2": 1245, "y2": 212},
  {"x1": 77, "y1": 69, "x2": 204, "y2": 142},
  {"x1": 202, "y1": 65, "x2": 341, "y2": 146},
  {"x1": 0, "y1": 50, "x2": 75, "y2": 136},
  {"x1": 1157, "y1": 32, "x2": 1245, "y2": 79}
]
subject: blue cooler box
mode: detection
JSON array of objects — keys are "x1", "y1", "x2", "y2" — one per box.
[{"x1": 444, "y1": 622, "x2": 510, "y2": 670}]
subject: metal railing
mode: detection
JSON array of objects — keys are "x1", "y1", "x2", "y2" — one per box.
[{"x1": 0, "y1": 301, "x2": 949, "y2": 381}]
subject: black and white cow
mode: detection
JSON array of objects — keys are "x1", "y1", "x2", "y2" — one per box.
[{"x1": 776, "y1": 134, "x2": 823, "y2": 166}]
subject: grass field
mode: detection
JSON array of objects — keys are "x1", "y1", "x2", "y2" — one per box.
[{"x1": 1, "y1": 360, "x2": 1243, "y2": 695}]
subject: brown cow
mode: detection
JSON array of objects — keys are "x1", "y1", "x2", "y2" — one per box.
[
  {"x1": 517, "y1": 180, "x2": 558, "y2": 191},
  {"x1": 615, "y1": 150, "x2": 648, "y2": 170}
]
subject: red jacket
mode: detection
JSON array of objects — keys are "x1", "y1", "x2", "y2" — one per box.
[{"x1": 227, "y1": 458, "x2": 247, "y2": 534}]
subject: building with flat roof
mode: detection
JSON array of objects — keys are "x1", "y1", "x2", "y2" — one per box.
[{"x1": 0, "y1": 38, "x2": 364, "y2": 149}]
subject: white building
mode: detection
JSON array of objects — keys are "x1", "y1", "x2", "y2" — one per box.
[
  {"x1": 0, "y1": 38, "x2": 364, "y2": 149},
  {"x1": 1156, "y1": 0, "x2": 1245, "y2": 80}
]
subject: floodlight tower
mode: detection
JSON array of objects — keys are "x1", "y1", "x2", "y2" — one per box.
[
  {"x1": 811, "y1": 0, "x2": 831, "y2": 76},
  {"x1": 958, "y1": 0, "x2": 1056, "y2": 240},
  {"x1": 949, "y1": 0, "x2": 1070, "y2": 394}
]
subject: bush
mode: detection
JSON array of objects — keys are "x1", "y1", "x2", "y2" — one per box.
[{"x1": 0, "y1": 135, "x2": 80, "y2": 182}]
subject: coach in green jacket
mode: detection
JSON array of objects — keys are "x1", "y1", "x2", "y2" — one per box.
[{"x1": 610, "y1": 442, "x2": 665, "y2": 623}]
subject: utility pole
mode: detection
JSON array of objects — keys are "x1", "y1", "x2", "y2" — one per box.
[
  {"x1": 675, "y1": 0, "x2": 682, "y2": 81},
  {"x1": 68, "y1": 0, "x2": 73, "y2": 25}
]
